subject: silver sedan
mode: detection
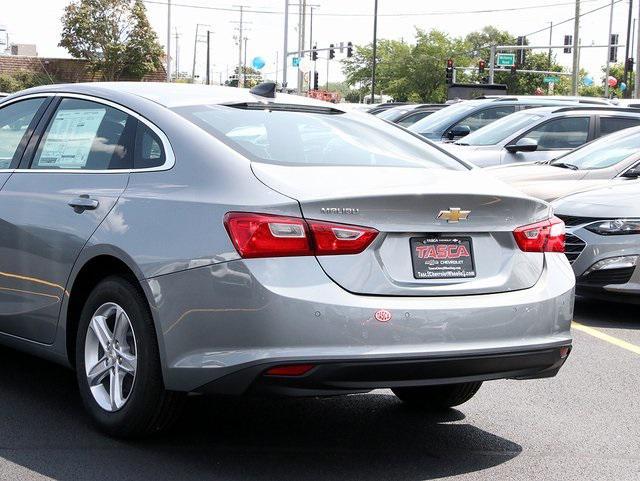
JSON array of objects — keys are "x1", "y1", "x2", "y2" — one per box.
[
  {"x1": 554, "y1": 182, "x2": 640, "y2": 303},
  {"x1": 0, "y1": 82, "x2": 574, "y2": 437}
]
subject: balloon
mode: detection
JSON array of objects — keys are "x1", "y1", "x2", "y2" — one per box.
[
  {"x1": 608, "y1": 76, "x2": 618, "y2": 87},
  {"x1": 582, "y1": 75, "x2": 594, "y2": 86},
  {"x1": 620, "y1": 82, "x2": 627, "y2": 91},
  {"x1": 251, "y1": 56, "x2": 266, "y2": 70}
]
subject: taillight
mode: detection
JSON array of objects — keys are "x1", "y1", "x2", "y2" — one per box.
[
  {"x1": 224, "y1": 212, "x2": 378, "y2": 258},
  {"x1": 513, "y1": 216, "x2": 565, "y2": 253}
]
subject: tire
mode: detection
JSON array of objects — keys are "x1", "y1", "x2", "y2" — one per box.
[
  {"x1": 75, "y1": 275, "x2": 184, "y2": 438},
  {"x1": 392, "y1": 382, "x2": 482, "y2": 409}
]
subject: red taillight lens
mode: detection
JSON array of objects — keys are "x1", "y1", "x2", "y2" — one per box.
[
  {"x1": 224, "y1": 213, "x2": 312, "y2": 258},
  {"x1": 513, "y1": 216, "x2": 565, "y2": 253},
  {"x1": 307, "y1": 220, "x2": 379, "y2": 255},
  {"x1": 224, "y1": 212, "x2": 378, "y2": 258}
]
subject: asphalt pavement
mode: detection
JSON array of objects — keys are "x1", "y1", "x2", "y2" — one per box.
[{"x1": 0, "y1": 297, "x2": 638, "y2": 481}]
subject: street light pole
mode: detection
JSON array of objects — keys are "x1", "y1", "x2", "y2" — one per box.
[
  {"x1": 282, "y1": 0, "x2": 289, "y2": 90},
  {"x1": 206, "y1": 30, "x2": 211, "y2": 85},
  {"x1": 623, "y1": 0, "x2": 634, "y2": 97},
  {"x1": 371, "y1": 0, "x2": 378, "y2": 104}
]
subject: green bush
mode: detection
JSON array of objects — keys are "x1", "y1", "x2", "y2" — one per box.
[{"x1": 0, "y1": 70, "x2": 56, "y2": 93}]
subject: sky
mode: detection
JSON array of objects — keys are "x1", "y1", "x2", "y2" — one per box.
[{"x1": 1, "y1": 0, "x2": 638, "y2": 88}]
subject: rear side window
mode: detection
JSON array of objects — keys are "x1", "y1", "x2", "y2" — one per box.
[
  {"x1": 173, "y1": 104, "x2": 467, "y2": 170},
  {"x1": 0, "y1": 98, "x2": 46, "y2": 169},
  {"x1": 134, "y1": 122, "x2": 165, "y2": 169},
  {"x1": 599, "y1": 116, "x2": 640, "y2": 136},
  {"x1": 522, "y1": 116, "x2": 590, "y2": 150},
  {"x1": 32, "y1": 98, "x2": 135, "y2": 170}
]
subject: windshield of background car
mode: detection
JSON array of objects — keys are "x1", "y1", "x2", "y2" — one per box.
[
  {"x1": 459, "y1": 111, "x2": 546, "y2": 146},
  {"x1": 551, "y1": 129, "x2": 640, "y2": 169},
  {"x1": 407, "y1": 100, "x2": 485, "y2": 134},
  {"x1": 173, "y1": 104, "x2": 469, "y2": 169}
]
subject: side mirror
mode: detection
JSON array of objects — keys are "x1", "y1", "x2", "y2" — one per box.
[
  {"x1": 621, "y1": 165, "x2": 640, "y2": 179},
  {"x1": 446, "y1": 124, "x2": 471, "y2": 140},
  {"x1": 506, "y1": 137, "x2": 538, "y2": 153}
]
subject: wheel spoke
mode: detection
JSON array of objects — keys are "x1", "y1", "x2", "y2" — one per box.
[
  {"x1": 87, "y1": 356, "x2": 111, "y2": 386},
  {"x1": 112, "y1": 307, "x2": 129, "y2": 345},
  {"x1": 109, "y1": 367, "x2": 125, "y2": 410},
  {"x1": 118, "y1": 350, "x2": 137, "y2": 375},
  {"x1": 90, "y1": 315, "x2": 112, "y2": 351}
]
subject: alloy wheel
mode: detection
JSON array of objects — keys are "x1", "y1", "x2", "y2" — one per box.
[{"x1": 84, "y1": 302, "x2": 138, "y2": 412}]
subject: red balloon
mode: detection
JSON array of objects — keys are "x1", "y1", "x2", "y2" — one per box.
[{"x1": 607, "y1": 76, "x2": 618, "y2": 87}]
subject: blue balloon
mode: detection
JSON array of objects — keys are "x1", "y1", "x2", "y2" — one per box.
[
  {"x1": 252, "y1": 56, "x2": 266, "y2": 70},
  {"x1": 620, "y1": 82, "x2": 627, "y2": 91},
  {"x1": 582, "y1": 75, "x2": 594, "y2": 86}
]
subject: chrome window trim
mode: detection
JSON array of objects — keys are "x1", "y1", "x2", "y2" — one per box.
[{"x1": 4, "y1": 92, "x2": 175, "y2": 174}]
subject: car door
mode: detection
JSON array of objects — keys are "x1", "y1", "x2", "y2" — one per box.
[
  {"x1": 501, "y1": 115, "x2": 591, "y2": 165},
  {"x1": 0, "y1": 95, "x2": 135, "y2": 343}
]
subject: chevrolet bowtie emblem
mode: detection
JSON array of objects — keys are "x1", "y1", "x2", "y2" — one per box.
[{"x1": 437, "y1": 207, "x2": 470, "y2": 223}]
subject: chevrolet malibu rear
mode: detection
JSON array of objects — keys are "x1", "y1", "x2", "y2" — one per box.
[{"x1": 0, "y1": 83, "x2": 574, "y2": 438}]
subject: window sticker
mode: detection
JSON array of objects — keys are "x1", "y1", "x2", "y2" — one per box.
[{"x1": 38, "y1": 108, "x2": 106, "y2": 168}]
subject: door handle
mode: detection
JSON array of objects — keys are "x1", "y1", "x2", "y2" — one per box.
[{"x1": 68, "y1": 194, "x2": 99, "y2": 213}]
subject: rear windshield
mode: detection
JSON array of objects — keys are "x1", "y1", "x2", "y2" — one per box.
[{"x1": 172, "y1": 104, "x2": 467, "y2": 170}]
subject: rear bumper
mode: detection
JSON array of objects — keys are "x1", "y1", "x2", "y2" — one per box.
[
  {"x1": 146, "y1": 253, "x2": 575, "y2": 393},
  {"x1": 197, "y1": 345, "x2": 572, "y2": 396}
]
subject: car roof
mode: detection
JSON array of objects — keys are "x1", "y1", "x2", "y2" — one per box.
[{"x1": 8, "y1": 82, "x2": 346, "y2": 111}]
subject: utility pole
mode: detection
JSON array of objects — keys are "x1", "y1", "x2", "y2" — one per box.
[
  {"x1": 174, "y1": 28, "x2": 180, "y2": 81},
  {"x1": 297, "y1": 0, "x2": 307, "y2": 94},
  {"x1": 206, "y1": 30, "x2": 211, "y2": 85},
  {"x1": 548, "y1": 21, "x2": 554, "y2": 69},
  {"x1": 623, "y1": 0, "x2": 634, "y2": 97},
  {"x1": 571, "y1": 0, "x2": 580, "y2": 95},
  {"x1": 232, "y1": 5, "x2": 246, "y2": 88},
  {"x1": 371, "y1": 0, "x2": 379, "y2": 103},
  {"x1": 282, "y1": 0, "x2": 289, "y2": 90},
  {"x1": 605, "y1": 0, "x2": 615, "y2": 97},
  {"x1": 192, "y1": 23, "x2": 200, "y2": 80},
  {"x1": 166, "y1": 0, "x2": 171, "y2": 82}
]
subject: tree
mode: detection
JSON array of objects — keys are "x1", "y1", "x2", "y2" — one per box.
[
  {"x1": 225, "y1": 66, "x2": 263, "y2": 88},
  {"x1": 0, "y1": 71, "x2": 57, "y2": 93},
  {"x1": 59, "y1": 0, "x2": 164, "y2": 81}
]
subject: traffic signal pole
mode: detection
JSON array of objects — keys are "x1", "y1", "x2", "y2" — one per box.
[
  {"x1": 605, "y1": 0, "x2": 614, "y2": 97},
  {"x1": 571, "y1": 0, "x2": 580, "y2": 96}
]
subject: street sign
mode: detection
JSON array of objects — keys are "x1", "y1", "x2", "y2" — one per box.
[
  {"x1": 292, "y1": 57, "x2": 300, "y2": 67},
  {"x1": 544, "y1": 76, "x2": 560, "y2": 84},
  {"x1": 496, "y1": 53, "x2": 516, "y2": 67}
]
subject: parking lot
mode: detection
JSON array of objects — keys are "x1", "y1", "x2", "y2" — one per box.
[{"x1": 0, "y1": 297, "x2": 636, "y2": 481}]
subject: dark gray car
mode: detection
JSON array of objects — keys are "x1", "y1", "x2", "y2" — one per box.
[{"x1": 0, "y1": 83, "x2": 574, "y2": 437}]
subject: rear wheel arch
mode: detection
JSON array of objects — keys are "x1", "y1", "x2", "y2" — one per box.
[{"x1": 65, "y1": 254, "x2": 159, "y2": 369}]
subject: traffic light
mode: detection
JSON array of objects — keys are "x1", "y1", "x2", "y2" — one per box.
[
  {"x1": 517, "y1": 36, "x2": 526, "y2": 66},
  {"x1": 610, "y1": 34, "x2": 619, "y2": 62},
  {"x1": 347, "y1": 41, "x2": 353, "y2": 58},
  {"x1": 313, "y1": 71, "x2": 319, "y2": 90},
  {"x1": 446, "y1": 58, "x2": 454, "y2": 85},
  {"x1": 312, "y1": 46, "x2": 318, "y2": 61},
  {"x1": 563, "y1": 35, "x2": 572, "y2": 54},
  {"x1": 626, "y1": 57, "x2": 634, "y2": 71},
  {"x1": 478, "y1": 59, "x2": 485, "y2": 73},
  {"x1": 329, "y1": 44, "x2": 335, "y2": 60}
]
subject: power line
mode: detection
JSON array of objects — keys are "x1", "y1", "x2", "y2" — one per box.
[{"x1": 143, "y1": 0, "x2": 603, "y2": 18}]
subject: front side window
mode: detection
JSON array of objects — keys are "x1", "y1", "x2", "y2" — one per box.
[
  {"x1": 32, "y1": 98, "x2": 135, "y2": 170},
  {"x1": 0, "y1": 97, "x2": 46, "y2": 169},
  {"x1": 452, "y1": 105, "x2": 516, "y2": 132},
  {"x1": 397, "y1": 111, "x2": 432, "y2": 127},
  {"x1": 460, "y1": 111, "x2": 545, "y2": 146},
  {"x1": 521, "y1": 116, "x2": 590, "y2": 150},
  {"x1": 551, "y1": 130, "x2": 640, "y2": 170},
  {"x1": 173, "y1": 104, "x2": 467, "y2": 170}
]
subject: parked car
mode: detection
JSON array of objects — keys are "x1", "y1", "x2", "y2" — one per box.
[
  {"x1": 442, "y1": 106, "x2": 640, "y2": 168},
  {"x1": 488, "y1": 126, "x2": 640, "y2": 201},
  {"x1": 408, "y1": 96, "x2": 610, "y2": 142},
  {"x1": 375, "y1": 104, "x2": 446, "y2": 127},
  {"x1": 0, "y1": 82, "x2": 573, "y2": 437},
  {"x1": 367, "y1": 102, "x2": 412, "y2": 115},
  {"x1": 553, "y1": 182, "x2": 640, "y2": 303}
]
